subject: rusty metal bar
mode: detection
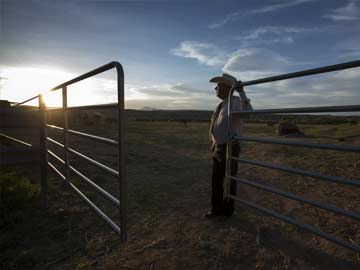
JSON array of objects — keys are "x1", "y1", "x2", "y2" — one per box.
[
  {"x1": 233, "y1": 136, "x2": 360, "y2": 153},
  {"x1": 39, "y1": 95, "x2": 48, "y2": 207},
  {"x1": 46, "y1": 124, "x2": 118, "y2": 146},
  {"x1": 228, "y1": 195, "x2": 360, "y2": 252},
  {"x1": 228, "y1": 176, "x2": 360, "y2": 220},
  {"x1": 234, "y1": 157, "x2": 360, "y2": 187},
  {"x1": 48, "y1": 161, "x2": 121, "y2": 234}
]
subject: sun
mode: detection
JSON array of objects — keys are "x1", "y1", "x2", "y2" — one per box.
[
  {"x1": 0, "y1": 66, "x2": 72, "y2": 107},
  {"x1": 1, "y1": 66, "x2": 119, "y2": 108}
]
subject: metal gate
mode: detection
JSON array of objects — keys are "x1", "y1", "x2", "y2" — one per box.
[
  {"x1": 7, "y1": 61, "x2": 127, "y2": 241},
  {"x1": 225, "y1": 60, "x2": 360, "y2": 252}
]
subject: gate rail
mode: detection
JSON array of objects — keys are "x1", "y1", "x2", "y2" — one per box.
[
  {"x1": 4, "y1": 62, "x2": 127, "y2": 241},
  {"x1": 226, "y1": 60, "x2": 360, "y2": 253}
]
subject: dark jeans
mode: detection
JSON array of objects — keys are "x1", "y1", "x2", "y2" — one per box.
[{"x1": 211, "y1": 143, "x2": 240, "y2": 216}]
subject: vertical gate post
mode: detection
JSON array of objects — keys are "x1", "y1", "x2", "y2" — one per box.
[
  {"x1": 116, "y1": 64, "x2": 127, "y2": 242},
  {"x1": 225, "y1": 87, "x2": 235, "y2": 198},
  {"x1": 62, "y1": 86, "x2": 70, "y2": 181},
  {"x1": 39, "y1": 94, "x2": 48, "y2": 208}
]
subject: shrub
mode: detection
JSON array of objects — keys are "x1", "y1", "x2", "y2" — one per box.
[{"x1": 0, "y1": 171, "x2": 39, "y2": 226}]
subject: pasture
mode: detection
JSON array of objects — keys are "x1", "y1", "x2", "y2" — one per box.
[{"x1": 1, "y1": 114, "x2": 359, "y2": 270}]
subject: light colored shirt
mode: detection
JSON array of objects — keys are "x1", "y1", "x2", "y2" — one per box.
[{"x1": 211, "y1": 91, "x2": 251, "y2": 145}]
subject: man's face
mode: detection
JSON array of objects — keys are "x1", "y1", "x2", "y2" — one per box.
[{"x1": 215, "y1": 83, "x2": 230, "y2": 100}]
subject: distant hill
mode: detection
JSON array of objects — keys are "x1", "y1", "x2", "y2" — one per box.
[
  {"x1": 141, "y1": 107, "x2": 160, "y2": 111},
  {"x1": 3, "y1": 104, "x2": 359, "y2": 125}
]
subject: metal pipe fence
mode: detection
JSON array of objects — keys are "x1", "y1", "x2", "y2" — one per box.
[
  {"x1": 4, "y1": 61, "x2": 127, "y2": 241},
  {"x1": 226, "y1": 60, "x2": 360, "y2": 253}
]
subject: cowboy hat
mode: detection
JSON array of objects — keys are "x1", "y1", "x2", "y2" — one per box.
[{"x1": 209, "y1": 73, "x2": 238, "y2": 87}]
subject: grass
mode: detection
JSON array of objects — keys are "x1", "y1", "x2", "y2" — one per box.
[{"x1": 1, "y1": 119, "x2": 359, "y2": 269}]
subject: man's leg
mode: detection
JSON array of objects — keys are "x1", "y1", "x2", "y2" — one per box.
[{"x1": 211, "y1": 157, "x2": 224, "y2": 215}]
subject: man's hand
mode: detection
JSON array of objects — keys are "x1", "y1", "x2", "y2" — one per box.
[{"x1": 234, "y1": 81, "x2": 244, "y2": 92}]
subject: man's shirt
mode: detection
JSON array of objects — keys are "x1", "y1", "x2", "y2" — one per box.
[{"x1": 211, "y1": 92, "x2": 251, "y2": 146}]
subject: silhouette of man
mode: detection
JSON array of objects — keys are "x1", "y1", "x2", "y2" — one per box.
[{"x1": 206, "y1": 73, "x2": 252, "y2": 218}]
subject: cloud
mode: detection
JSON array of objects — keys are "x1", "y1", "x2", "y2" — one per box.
[
  {"x1": 170, "y1": 41, "x2": 226, "y2": 67},
  {"x1": 208, "y1": 12, "x2": 240, "y2": 29},
  {"x1": 249, "y1": 0, "x2": 315, "y2": 14},
  {"x1": 236, "y1": 26, "x2": 319, "y2": 41},
  {"x1": 323, "y1": 0, "x2": 360, "y2": 21},
  {"x1": 209, "y1": 0, "x2": 315, "y2": 29},
  {"x1": 234, "y1": 26, "x2": 322, "y2": 47},
  {"x1": 171, "y1": 38, "x2": 360, "y2": 110},
  {"x1": 223, "y1": 48, "x2": 291, "y2": 80},
  {"x1": 171, "y1": 42, "x2": 292, "y2": 80},
  {"x1": 125, "y1": 82, "x2": 214, "y2": 110}
]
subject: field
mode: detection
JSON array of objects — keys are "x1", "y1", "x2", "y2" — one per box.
[{"x1": 1, "y1": 113, "x2": 359, "y2": 270}]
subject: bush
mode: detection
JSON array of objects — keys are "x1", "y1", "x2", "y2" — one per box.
[{"x1": 0, "y1": 171, "x2": 39, "y2": 226}]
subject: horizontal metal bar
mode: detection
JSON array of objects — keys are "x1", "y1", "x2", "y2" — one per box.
[
  {"x1": 48, "y1": 161, "x2": 121, "y2": 234},
  {"x1": 233, "y1": 136, "x2": 360, "y2": 153},
  {"x1": 49, "y1": 62, "x2": 120, "y2": 91},
  {"x1": 47, "y1": 103, "x2": 118, "y2": 111},
  {"x1": 228, "y1": 176, "x2": 360, "y2": 220},
  {"x1": 47, "y1": 137, "x2": 64, "y2": 148},
  {"x1": 0, "y1": 133, "x2": 32, "y2": 147},
  {"x1": 47, "y1": 137, "x2": 119, "y2": 191},
  {"x1": 227, "y1": 195, "x2": 360, "y2": 252},
  {"x1": 69, "y1": 165, "x2": 120, "y2": 207},
  {"x1": 67, "y1": 147, "x2": 119, "y2": 177},
  {"x1": 46, "y1": 124, "x2": 63, "y2": 131},
  {"x1": 231, "y1": 105, "x2": 360, "y2": 115},
  {"x1": 47, "y1": 149, "x2": 120, "y2": 207},
  {"x1": 13, "y1": 62, "x2": 121, "y2": 107},
  {"x1": 235, "y1": 158, "x2": 360, "y2": 187},
  {"x1": 48, "y1": 161, "x2": 66, "y2": 180},
  {"x1": 46, "y1": 124, "x2": 118, "y2": 145},
  {"x1": 238, "y1": 60, "x2": 360, "y2": 87},
  {"x1": 12, "y1": 95, "x2": 39, "y2": 107},
  {"x1": 68, "y1": 129, "x2": 118, "y2": 145},
  {"x1": 48, "y1": 149, "x2": 64, "y2": 164}
]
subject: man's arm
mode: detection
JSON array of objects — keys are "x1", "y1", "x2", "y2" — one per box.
[{"x1": 235, "y1": 85, "x2": 253, "y2": 111}]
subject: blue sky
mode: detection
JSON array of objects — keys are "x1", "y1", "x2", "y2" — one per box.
[{"x1": 0, "y1": 0, "x2": 359, "y2": 110}]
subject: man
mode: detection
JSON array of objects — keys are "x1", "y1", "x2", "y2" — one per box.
[{"x1": 206, "y1": 73, "x2": 252, "y2": 218}]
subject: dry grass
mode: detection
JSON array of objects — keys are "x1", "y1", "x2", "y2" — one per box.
[{"x1": 1, "y1": 119, "x2": 359, "y2": 270}]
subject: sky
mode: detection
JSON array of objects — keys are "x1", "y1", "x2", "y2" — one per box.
[{"x1": 0, "y1": 0, "x2": 359, "y2": 110}]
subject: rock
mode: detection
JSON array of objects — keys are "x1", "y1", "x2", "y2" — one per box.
[
  {"x1": 0, "y1": 100, "x2": 11, "y2": 108},
  {"x1": 80, "y1": 111, "x2": 105, "y2": 125},
  {"x1": 277, "y1": 121, "x2": 303, "y2": 136}
]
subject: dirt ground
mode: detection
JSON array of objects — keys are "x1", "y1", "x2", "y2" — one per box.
[{"x1": 1, "y1": 120, "x2": 359, "y2": 269}]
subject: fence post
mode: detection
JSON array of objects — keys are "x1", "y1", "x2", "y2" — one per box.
[
  {"x1": 39, "y1": 94, "x2": 48, "y2": 208},
  {"x1": 62, "y1": 86, "x2": 70, "y2": 181},
  {"x1": 117, "y1": 65, "x2": 127, "y2": 242}
]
